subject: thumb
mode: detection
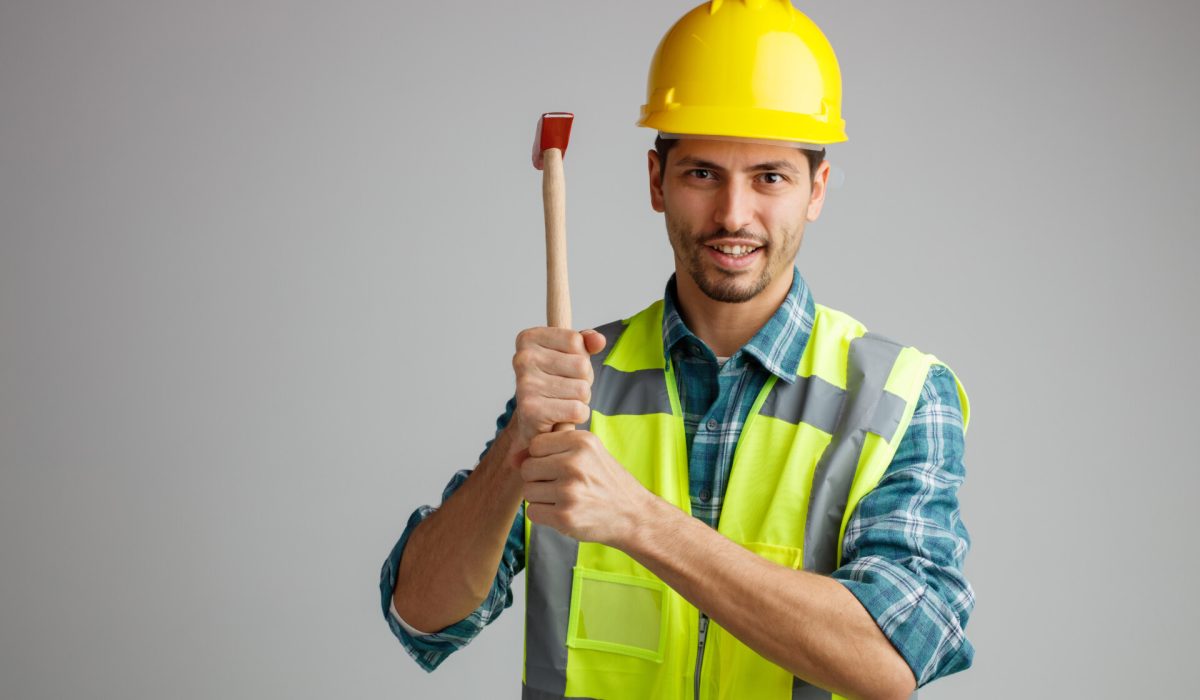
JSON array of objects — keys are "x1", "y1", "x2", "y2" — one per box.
[{"x1": 581, "y1": 329, "x2": 607, "y2": 355}]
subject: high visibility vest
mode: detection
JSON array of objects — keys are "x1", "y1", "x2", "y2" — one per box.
[{"x1": 522, "y1": 299, "x2": 970, "y2": 700}]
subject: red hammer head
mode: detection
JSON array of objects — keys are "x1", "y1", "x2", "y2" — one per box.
[{"x1": 532, "y1": 112, "x2": 574, "y2": 170}]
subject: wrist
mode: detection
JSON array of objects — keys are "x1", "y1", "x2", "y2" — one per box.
[
  {"x1": 478, "y1": 423, "x2": 526, "y2": 496},
  {"x1": 502, "y1": 414, "x2": 531, "y2": 453},
  {"x1": 615, "y1": 487, "x2": 671, "y2": 552}
]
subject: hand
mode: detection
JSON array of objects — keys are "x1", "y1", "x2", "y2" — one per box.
[
  {"x1": 509, "y1": 327, "x2": 607, "y2": 453},
  {"x1": 519, "y1": 429, "x2": 652, "y2": 547}
]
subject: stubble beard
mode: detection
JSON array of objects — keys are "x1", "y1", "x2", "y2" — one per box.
[{"x1": 665, "y1": 209, "x2": 801, "y2": 304}]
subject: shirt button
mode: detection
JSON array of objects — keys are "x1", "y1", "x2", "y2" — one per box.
[
  {"x1": 699, "y1": 488, "x2": 711, "y2": 503},
  {"x1": 706, "y1": 418, "x2": 718, "y2": 431},
  {"x1": 690, "y1": 345, "x2": 704, "y2": 358}
]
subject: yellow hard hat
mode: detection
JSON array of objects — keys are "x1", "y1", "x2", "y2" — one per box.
[{"x1": 637, "y1": 0, "x2": 847, "y2": 145}]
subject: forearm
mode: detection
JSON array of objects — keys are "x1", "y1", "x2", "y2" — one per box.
[
  {"x1": 392, "y1": 423, "x2": 524, "y2": 632},
  {"x1": 622, "y1": 495, "x2": 915, "y2": 700}
]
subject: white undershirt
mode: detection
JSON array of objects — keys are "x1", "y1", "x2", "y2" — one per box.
[{"x1": 391, "y1": 598, "x2": 436, "y2": 637}]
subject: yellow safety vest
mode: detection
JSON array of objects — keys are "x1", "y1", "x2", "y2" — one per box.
[{"x1": 522, "y1": 299, "x2": 970, "y2": 700}]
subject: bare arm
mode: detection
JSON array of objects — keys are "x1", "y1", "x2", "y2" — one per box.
[
  {"x1": 391, "y1": 327, "x2": 606, "y2": 633},
  {"x1": 392, "y1": 422, "x2": 524, "y2": 632},
  {"x1": 624, "y1": 495, "x2": 916, "y2": 700}
]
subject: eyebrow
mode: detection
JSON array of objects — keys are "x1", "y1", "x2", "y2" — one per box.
[{"x1": 674, "y1": 155, "x2": 802, "y2": 174}]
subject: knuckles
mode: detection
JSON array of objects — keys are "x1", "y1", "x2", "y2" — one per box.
[
  {"x1": 579, "y1": 430, "x2": 602, "y2": 451},
  {"x1": 574, "y1": 356, "x2": 593, "y2": 382},
  {"x1": 515, "y1": 327, "x2": 539, "y2": 350},
  {"x1": 512, "y1": 348, "x2": 533, "y2": 373},
  {"x1": 516, "y1": 327, "x2": 586, "y2": 355}
]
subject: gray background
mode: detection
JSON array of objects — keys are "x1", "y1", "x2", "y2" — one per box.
[{"x1": 2, "y1": 1, "x2": 1197, "y2": 697}]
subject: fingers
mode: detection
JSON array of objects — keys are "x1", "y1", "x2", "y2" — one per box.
[
  {"x1": 527, "y1": 429, "x2": 578, "y2": 458},
  {"x1": 522, "y1": 480, "x2": 558, "y2": 504},
  {"x1": 511, "y1": 327, "x2": 602, "y2": 447},
  {"x1": 513, "y1": 342, "x2": 593, "y2": 384},
  {"x1": 514, "y1": 395, "x2": 590, "y2": 427},
  {"x1": 535, "y1": 352, "x2": 595, "y2": 385},
  {"x1": 516, "y1": 327, "x2": 589, "y2": 355},
  {"x1": 541, "y1": 374, "x2": 591, "y2": 403},
  {"x1": 581, "y1": 329, "x2": 608, "y2": 356}
]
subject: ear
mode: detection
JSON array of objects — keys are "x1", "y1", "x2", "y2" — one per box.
[
  {"x1": 806, "y1": 159, "x2": 832, "y2": 222},
  {"x1": 648, "y1": 149, "x2": 665, "y2": 213}
]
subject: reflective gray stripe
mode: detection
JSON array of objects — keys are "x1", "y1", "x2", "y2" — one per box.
[
  {"x1": 802, "y1": 332, "x2": 904, "y2": 574},
  {"x1": 579, "y1": 319, "x2": 671, "y2": 430},
  {"x1": 867, "y1": 389, "x2": 907, "y2": 443},
  {"x1": 525, "y1": 524, "x2": 579, "y2": 696},
  {"x1": 589, "y1": 367, "x2": 672, "y2": 417},
  {"x1": 759, "y1": 367, "x2": 905, "y2": 441},
  {"x1": 792, "y1": 679, "x2": 829, "y2": 699},
  {"x1": 792, "y1": 678, "x2": 917, "y2": 699},
  {"x1": 580, "y1": 320, "x2": 625, "y2": 432},
  {"x1": 521, "y1": 682, "x2": 596, "y2": 700},
  {"x1": 759, "y1": 374, "x2": 845, "y2": 434}
]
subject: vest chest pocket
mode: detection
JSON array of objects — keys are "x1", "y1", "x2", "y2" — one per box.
[
  {"x1": 566, "y1": 567, "x2": 669, "y2": 663},
  {"x1": 744, "y1": 541, "x2": 804, "y2": 569}
]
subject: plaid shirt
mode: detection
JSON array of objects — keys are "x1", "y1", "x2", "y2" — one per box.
[{"x1": 379, "y1": 266, "x2": 975, "y2": 687}]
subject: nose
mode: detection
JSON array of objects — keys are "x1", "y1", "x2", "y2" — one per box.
[{"x1": 713, "y1": 180, "x2": 754, "y2": 234}]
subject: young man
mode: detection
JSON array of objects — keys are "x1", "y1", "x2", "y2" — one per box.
[{"x1": 382, "y1": 3, "x2": 973, "y2": 698}]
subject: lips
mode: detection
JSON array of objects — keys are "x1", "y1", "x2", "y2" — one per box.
[
  {"x1": 706, "y1": 244, "x2": 762, "y2": 270},
  {"x1": 708, "y1": 243, "x2": 758, "y2": 256}
]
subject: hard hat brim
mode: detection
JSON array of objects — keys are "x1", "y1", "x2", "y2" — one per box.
[{"x1": 638, "y1": 104, "x2": 847, "y2": 146}]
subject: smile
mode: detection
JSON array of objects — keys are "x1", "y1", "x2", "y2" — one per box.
[
  {"x1": 706, "y1": 244, "x2": 763, "y2": 269},
  {"x1": 708, "y1": 244, "x2": 760, "y2": 256}
]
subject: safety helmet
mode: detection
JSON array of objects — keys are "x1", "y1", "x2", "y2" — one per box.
[{"x1": 637, "y1": 0, "x2": 847, "y2": 146}]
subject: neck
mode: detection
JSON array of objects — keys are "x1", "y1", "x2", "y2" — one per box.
[{"x1": 673, "y1": 265, "x2": 794, "y2": 357}]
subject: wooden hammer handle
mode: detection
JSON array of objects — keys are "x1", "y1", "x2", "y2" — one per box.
[
  {"x1": 543, "y1": 148, "x2": 571, "y2": 329},
  {"x1": 541, "y1": 147, "x2": 574, "y2": 433}
]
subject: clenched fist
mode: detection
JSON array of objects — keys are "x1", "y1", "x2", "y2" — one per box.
[
  {"x1": 509, "y1": 327, "x2": 607, "y2": 453},
  {"x1": 520, "y1": 429, "x2": 652, "y2": 547}
]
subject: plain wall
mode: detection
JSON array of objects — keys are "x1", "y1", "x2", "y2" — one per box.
[{"x1": 2, "y1": 1, "x2": 1197, "y2": 697}]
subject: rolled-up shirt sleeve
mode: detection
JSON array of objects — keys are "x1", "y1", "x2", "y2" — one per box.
[
  {"x1": 831, "y1": 364, "x2": 975, "y2": 687},
  {"x1": 378, "y1": 396, "x2": 525, "y2": 672}
]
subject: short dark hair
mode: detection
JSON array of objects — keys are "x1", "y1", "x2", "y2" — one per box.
[{"x1": 654, "y1": 134, "x2": 826, "y2": 184}]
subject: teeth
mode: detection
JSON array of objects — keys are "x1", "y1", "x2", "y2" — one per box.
[{"x1": 713, "y1": 244, "x2": 758, "y2": 256}]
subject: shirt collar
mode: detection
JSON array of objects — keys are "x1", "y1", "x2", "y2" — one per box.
[{"x1": 661, "y1": 265, "x2": 815, "y2": 384}]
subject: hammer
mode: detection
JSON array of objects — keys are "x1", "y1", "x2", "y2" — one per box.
[{"x1": 532, "y1": 112, "x2": 576, "y2": 433}]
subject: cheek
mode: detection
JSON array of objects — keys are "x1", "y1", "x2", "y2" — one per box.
[
  {"x1": 682, "y1": 193, "x2": 727, "y2": 228},
  {"x1": 762, "y1": 200, "x2": 809, "y2": 236},
  {"x1": 664, "y1": 192, "x2": 711, "y2": 231}
]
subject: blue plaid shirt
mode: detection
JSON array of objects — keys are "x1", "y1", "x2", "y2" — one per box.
[{"x1": 380, "y1": 266, "x2": 974, "y2": 687}]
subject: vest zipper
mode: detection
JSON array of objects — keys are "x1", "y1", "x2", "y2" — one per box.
[{"x1": 694, "y1": 612, "x2": 709, "y2": 700}]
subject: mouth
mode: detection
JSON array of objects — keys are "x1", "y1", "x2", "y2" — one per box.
[{"x1": 705, "y1": 242, "x2": 764, "y2": 270}]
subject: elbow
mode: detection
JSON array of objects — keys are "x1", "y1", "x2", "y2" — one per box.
[
  {"x1": 871, "y1": 661, "x2": 917, "y2": 700},
  {"x1": 876, "y1": 649, "x2": 917, "y2": 700},
  {"x1": 844, "y1": 651, "x2": 915, "y2": 700},
  {"x1": 883, "y1": 681, "x2": 917, "y2": 700},
  {"x1": 850, "y1": 680, "x2": 914, "y2": 700}
]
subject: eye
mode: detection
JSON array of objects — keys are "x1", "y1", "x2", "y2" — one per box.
[
  {"x1": 758, "y1": 172, "x2": 788, "y2": 185},
  {"x1": 687, "y1": 168, "x2": 715, "y2": 180}
]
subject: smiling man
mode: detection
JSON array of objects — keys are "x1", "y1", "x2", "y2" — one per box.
[{"x1": 381, "y1": 2, "x2": 975, "y2": 699}]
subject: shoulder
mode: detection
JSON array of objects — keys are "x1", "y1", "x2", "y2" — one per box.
[
  {"x1": 587, "y1": 299, "x2": 664, "y2": 356},
  {"x1": 814, "y1": 302, "x2": 971, "y2": 431}
]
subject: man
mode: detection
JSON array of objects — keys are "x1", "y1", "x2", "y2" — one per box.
[{"x1": 381, "y1": 2, "x2": 974, "y2": 698}]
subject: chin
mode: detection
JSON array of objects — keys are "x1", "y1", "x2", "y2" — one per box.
[{"x1": 697, "y1": 276, "x2": 769, "y2": 304}]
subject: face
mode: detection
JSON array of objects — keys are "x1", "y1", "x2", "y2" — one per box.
[{"x1": 648, "y1": 138, "x2": 830, "y2": 303}]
